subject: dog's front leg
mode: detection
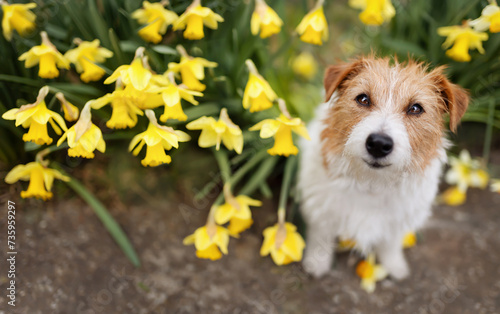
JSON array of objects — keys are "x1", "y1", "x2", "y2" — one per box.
[
  {"x1": 375, "y1": 236, "x2": 409, "y2": 280},
  {"x1": 302, "y1": 222, "x2": 335, "y2": 278}
]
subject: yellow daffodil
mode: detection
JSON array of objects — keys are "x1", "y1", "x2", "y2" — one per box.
[
  {"x1": 438, "y1": 25, "x2": 488, "y2": 62},
  {"x1": 173, "y1": 0, "x2": 224, "y2": 40},
  {"x1": 445, "y1": 150, "x2": 489, "y2": 191},
  {"x1": 490, "y1": 179, "x2": 500, "y2": 193},
  {"x1": 5, "y1": 161, "x2": 69, "y2": 200},
  {"x1": 470, "y1": 3, "x2": 500, "y2": 33},
  {"x1": 260, "y1": 220, "x2": 305, "y2": 266},
  {"x1": 104, "y1": 47, "x2": 153, "y2": 91},
  {"x1": 441, "y1": 186, "x2": 467, "y2": 206},
  {"x1": 92, "y1": 83, "x2": 144, "y2": 129},
  {"x1": 18, "y1": 31, "x2": 70, "y2": 79},
  {"x1": 132, "y1": 1, "x2": 178, "y2": 43},
  {"x1": 121, "y1": 84, "x2": 164, "y2": 111},
  {"x1": 183, "y1": 220, "x2": 230, "y2": 260},
  {"x1": 402, "y1": 232, "x2": 417, "y2": 248},
  {"x1": 243, "y1": 59, "x2": 277, "y2": 112},
  {"x1": 186, "y1": 108, "x2": 243, "y2": 154},
  {"x1": 129, "y1": 110, "x2": 190, "y2": 167},
  {"x1": 1, "y1": 1, "x2": 36, "y2": 41},
  {"x1": 296, "y1": 0, "x2": 328, "y2": 45},
  {"x1": 291, "y1": 52, "x2": 318, "y2": 80},
  {"x1": 356, "y1": 254, "x2": 388, "y2": 293},
  {"x1": 57, "y1": 102, "x2": 105, "y2": 159},
  {"x1": 214, "y1": 185, "x2": 262, "y2": 236},
  {"x1": 167, "y1": 45, "x2": 217, "y2": 92},
  {"x1": 348, "y1": 0, "x2": 395, "y2": 26},
  {"x1": 251, "y1": 0, "x2": 283, "y2": 38},
  {"x1": 64, "y1": 39, "x2": 113, "y2": 83},
  {"x1": 149, "y1": 73, "x2": 203, "y2": 122},
  {"x1": 56, "y1": 92, "x2": 79, "y2": 122},
  {"x1": 2, "y1": 86, "x2": 67, "y2": 145},
  {"x1": 250, "y1": 102, "x2": 310, "y2": 156}
]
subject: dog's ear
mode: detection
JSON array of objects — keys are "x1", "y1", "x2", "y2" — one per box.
[
  {"x1": 431, "y1": 67, "x2": 469, "y2": 133},
  {"x1": 324, "y1": 60, "x2": 363, "y2": 102}
]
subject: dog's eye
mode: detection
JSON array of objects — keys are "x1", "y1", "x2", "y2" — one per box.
[
  {"x1": 355, "y1": 94, "x2": 370, "y2": 107},
  {"x1": 407, "y1": 103, "x2": 424, "y2": 115}
]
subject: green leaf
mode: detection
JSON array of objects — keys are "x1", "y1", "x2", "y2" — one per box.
[{"x1": 151, "y1": 45, "x2": 178, "y2": 55}]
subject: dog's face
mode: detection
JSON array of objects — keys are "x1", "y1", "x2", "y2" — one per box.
[{"x1": 321, "y1": 57, "x2": 469, "y2": 174}]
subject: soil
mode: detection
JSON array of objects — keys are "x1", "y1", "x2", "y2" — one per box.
[{"x1": 0, "y1": 153, "x2": 500, "y2": 314}]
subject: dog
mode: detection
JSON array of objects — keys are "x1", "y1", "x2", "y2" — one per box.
[{"x1": 298, "y1": 56, "x2": 469, "y2": 279}]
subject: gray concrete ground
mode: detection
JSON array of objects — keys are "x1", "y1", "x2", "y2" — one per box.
[{"x1": 0, "y1": 157, "x2": 499, "y2": 313}]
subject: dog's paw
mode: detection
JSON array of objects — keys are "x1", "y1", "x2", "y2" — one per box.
[
  {"x1": 384, "y1": 258, "x2": 410, "y2": 280},
  {"x1": 302, "y1": 253, "x2": 331, "y2": 278}
]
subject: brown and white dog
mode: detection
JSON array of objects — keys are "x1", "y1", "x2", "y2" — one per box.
[{"x1": 298, "y1": 56, "x2": 469, "y2": 279}]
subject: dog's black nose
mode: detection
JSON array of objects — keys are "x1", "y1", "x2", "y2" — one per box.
[{"x1": 366, "y1": 133, "x2": 393, "y2": 158}]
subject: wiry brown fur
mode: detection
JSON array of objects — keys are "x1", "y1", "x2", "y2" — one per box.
[{"x1": 321, "y1": 56, "x2": 469, "y2": 172}]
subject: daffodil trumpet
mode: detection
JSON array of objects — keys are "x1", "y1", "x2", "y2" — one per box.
[
  {"x1": 173, "y1": 0, "x2": 224, "y2": 40},
  {"x1": 183, "y1": 204, "x2": 230, "y2": 260},
  {"x1": 128, "y1": 109, "x2": 190, "y2": 167},
  {"x1": 18, "y1": 31, "x2": 70, "y2": 79},
  {"x1": 167, "y1": 45, "x2": 218, "y2": 92},
  {"x1": 249, "y1": 99, "x2": 310, "y2": 156},
  {"x1": 57, "y1": 101, "x2": 106, "y2": 159},
  {"x1": 295, "y1": 0, "x2": 328, "y2": 45},
  {"x1": 2, "y1": 86, "x2": 68, "y2": 145},
  {"x1": 251, "y1": 0, "x2": 283, "y2": 38},
  {"x1": 243, "y1": 59, "x2": 278, "y2": 112},
  {"x1": 104, "y1": 47, "x2": 153, "y2": 91},
  {"x1": 213, "y1": 184, "x2": 262, "y2": 236}
]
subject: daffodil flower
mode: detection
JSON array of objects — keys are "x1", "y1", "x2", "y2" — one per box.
[
  {"x1": 104, "y1": 47, "x2": 153, "y2": 91},
  {"x1": 251, "y1": 0, "x2": 283, "y2": 38},
  {"x1": 250, "y1": 101, "x2": 310, "y2": 156},
  {"x1": 56, "y1": 92, "x2": 79, "y2": 122},
  {"x1": 183, "y1": 219, "x2": 230, "y2": 260},
  {"x1": 402, "y1": 232, "x2": 417, "y2": 248},
  {"x1": 441, "y1": 186, "x2": 467, "y2": 206},
  {"x1": 92, "y1": 82, "x2": 144, "y2": 129},
  {"x1": 470, "y1": 2, "x2": 500, "y2": 33},
  {"x1": 214, "y1": 185, "x2": 262, "y2": 236},
  {"x1": 296, "y1": 0, "x2": 328, "y2": 45},
  {"x1": 490, "y1": 179, "x2": 500, "y2": 193},
  {"x1": 149, "y1": 73, "x2": 203, "y2": 122},
  {"x1": 167, "y1": 45, "x2": 217, "y2": 92},
  {"x1": 64, "y1": 39, "x2": 113, "y2": 83},
  {"x1": 132, "y1": 1, "x2": 178, "y2": 43},
  {"x1": 260, "y1": 220, "x2": 305, "y2": 265},
  {"x1": 243, "y1": 59, "x2": 277, "y2": 112},
  {"x1": 5, "y1": 161, "x2": 69, "y2": 200},
  {"x1": 445, "y1": 150, "x2": 489, "y2": 191},
  {"x1": 18, "y1": 31, "x2": 70, "y2": 79},
  {"x1": 57, "y1": 102, "x2": 105, "y2": 159},
  {"x1": 186, "y1": 108, "x2": 243, "y2": 154},
  {"x1": 2, "y1": 86, "x2": 67, "y2": 145},
  {"x1": 438, "y1": 25, "x2": 488, "y2": 62},
  {"x1": 129, "y1": 110, "x2": 190, "y2": 167},
  {"x1": 348, "y1": 0, "x2": 395, "y2": 26},
  {"x1": 356, "y1": 254, "x2": 388, "y2": 293},
  {"x1": 292, "y1": 52, "x2": 318, "y2": 80},
  {"x1": 121, "y1": 84, "x2": 164, "y2": 111},
  {"x1": 1, "y1": 1, "x2": 36, "y2": 41},
  {"x1": 173, "y1": 0, "x2": 224, "y2": 40}
]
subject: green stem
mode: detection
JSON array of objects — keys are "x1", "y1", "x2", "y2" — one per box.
[
  {"x1": 53, "y1": 164, "x2": 141, "y2": 267},
  {"x1": 482, "y1": 98, "x2": 495, "y2": 166},
  {"x1": 277, "y1": 155, "x2": 298, "y2": 221}
]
